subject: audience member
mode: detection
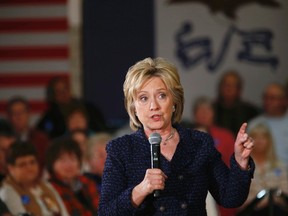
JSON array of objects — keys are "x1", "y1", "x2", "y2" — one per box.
[
  {"x1": 0, "y1": 119, "x2": 16, "y2": 182},
  {"x1": 65, "y1": 106, "x2": 98, "y2": 172},
  {"x1": 213, "y1": 70, "x2": 260, "y2": 136},
  {"x1": 46, "y1": 136, "x2": 99, "y2": 216},
  {"x1": 36, "y1": 76, "x2": 108, "y2": 138},
  {"x1": 192, "y1": 96, "x2": 235, "y2": 166},
  {"x1": 237, "y1": 123, "x2": 288, "y2": 215},
  {"x1": 0, "y1": 141, "x2": 69, "y2": 216},
  {"x1": 113, "y1": 121, "x2": 133, "y2": 138},
  {"x1": 6, "y1": 96, "x2": 50, "y2": 175},
  {"x1": 248, "y1": 83, "x2": 288, "y2": 165},
  {"x1": 67, "y1": 106, "x2": 88, "y2": 131},
  {"x1": 70, "y1": 128, "x2": 90, "y2": 173},
  {"x1": 66, "y1": 105, "x2": 95, "y2": 136},
  {"x1": 84, "y1": 132, "x2": 112, "y2": 193}
]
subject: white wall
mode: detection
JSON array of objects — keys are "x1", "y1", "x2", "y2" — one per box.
[{"x1": 156, "y1": 0, "x2": 288, "y2": 122}]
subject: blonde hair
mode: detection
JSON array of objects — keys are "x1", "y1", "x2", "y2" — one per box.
[
  {"x1": 249, "y1": 123, "x2": 278, "y2": 168},
  {"x1": 123, "y1": 57, "x2": 184, "y2": 130}
]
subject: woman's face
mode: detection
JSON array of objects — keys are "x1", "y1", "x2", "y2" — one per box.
[
  {"x1": 0, "y1": 136, "x2": 15, "y2": 152},
  {"x1": 194, "y1": 104, "x2": 214, "y2": 128},
  {"x1": 220, "y1": 74, "x2": 240, "y2": 102},
  {"x1": 252, "y1": 132, "x2": 270, "y2": 155},
  {"x1": 89, "y1": 144, "x2": 107, "y2": 176},
  {"x1": 72, "y1": 132, "x2": 88, "y2": 155},
  {"x1": 8, "y1": 102, "x2": 30, "y2": 132},
  {"x1": 134, "y1": 77, "x2": 174, "y2": 132},
  {"x1": 68, "y1": 112, "x2": 88, "y2": 132},
  {"x1": 53, "y1": 152, "x2": 81, "y2": 182},
  {"x1": 8, "y1": 155, "x2": 39, "y2": 185},
  {"x1": 53, "y1": 80, "x2": 71, "y2": 104}
]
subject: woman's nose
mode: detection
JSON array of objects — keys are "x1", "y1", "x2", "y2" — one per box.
[{"x1": 150, "y1": 100, "x2": 159, "y2": 110}]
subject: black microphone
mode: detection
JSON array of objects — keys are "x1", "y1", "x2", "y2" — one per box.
[{"x1": 148, "y1": 132, "x2": 162, "y2": 197}]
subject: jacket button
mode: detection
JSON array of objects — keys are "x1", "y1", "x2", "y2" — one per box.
[
  {"x1": 159, "y1": 206, "x2": 165, "y2": 212},
  {"x1": 181, "y1": 202, "x2": 187, "y2": 209}
]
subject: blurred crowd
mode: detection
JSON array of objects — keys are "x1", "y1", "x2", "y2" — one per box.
[{"x1": 0, "y1": 72, "x2": 288, "y2": 216}]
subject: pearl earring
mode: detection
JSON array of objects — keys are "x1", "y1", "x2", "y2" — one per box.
[{"x1": 172, "y1": 106, "x2": 175, "y2": 112}]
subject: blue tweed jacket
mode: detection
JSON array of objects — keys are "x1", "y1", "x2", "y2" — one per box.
[{"x1": 99, "y1": 124, "x2": 254, "y2": 216}]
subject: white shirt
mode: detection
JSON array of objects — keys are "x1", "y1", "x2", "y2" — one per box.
[{"x1": 0, "y1": 181, "x2": 69, "y2": 216}]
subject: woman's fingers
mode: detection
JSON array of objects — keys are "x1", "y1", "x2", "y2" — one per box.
[
  {"x1": 243, "y1": 137, "x2": 254, "y2": 150},
  {"x1": 236, "y1": 123, "x2": 254, "y2": 149},
  {"x1": 237, "y1": 123, "x2": 247, "y2": 137},
  {"x1": 144, "y1": 169, "x2": 167, "y2": 193}
]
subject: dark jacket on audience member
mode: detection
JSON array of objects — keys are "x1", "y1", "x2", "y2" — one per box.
[{"x1": 213, "y1": 100, "x2": 260, "y2": 136}]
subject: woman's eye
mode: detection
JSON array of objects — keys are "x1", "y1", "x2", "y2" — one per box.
[
  {"x1": 159, "y1": 93, "x2": 166, "y2": 99},
  {"x1": 140, "y1": 96, "x2": 148, "y2": 102}
]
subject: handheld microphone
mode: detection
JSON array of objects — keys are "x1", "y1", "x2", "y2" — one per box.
[{"x1": 148, "y1": 132, "x2": 162, "y2": 197}]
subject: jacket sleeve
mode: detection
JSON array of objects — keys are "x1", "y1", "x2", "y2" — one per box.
[
  {"x1": 98, "y1": 139, "x2": 137, "y2": 216},
  {"x1": 208, "y1": 145, "x2": 255, "y2": 208}
]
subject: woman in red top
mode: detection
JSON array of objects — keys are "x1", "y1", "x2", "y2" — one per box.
[{"x1": 46, "y1": 136, "x2": 99, "y2": 216}]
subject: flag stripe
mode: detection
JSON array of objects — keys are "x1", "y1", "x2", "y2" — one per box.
[
  {"x1": 0, "y1": 87, "x2": 46, "y2": 100},
  {"x1": 0, "y1": 60, "x2": 69, "y2": 73},
  {"x1": 0, "y1": 46, "x2": 68, "y2": 60},
  {"x1": 0, "y1": 0, "x2": 69, "y2": 121},
  {"x1": 0, "y1": 0, "x2": 67, "y2": 6},
  {"x1": 0, "y1": 73, "x2": 69, "y2": 87},
  {"x1": 0, "y1": 18, "x2": 68, "y2": 33},
  {"x1": 0, "y1": 33, "x2": 68, "y2": 46},
  {"x1": 0, "y1": 5, "x2": 67, "y2": 19},
  {"x1": 0, "y1": 100, "x2": 47, "y2": 113}
]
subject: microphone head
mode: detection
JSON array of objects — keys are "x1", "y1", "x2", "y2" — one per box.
[{"x1": 148, "y1": 132, "x2": 162, "y2": 145}]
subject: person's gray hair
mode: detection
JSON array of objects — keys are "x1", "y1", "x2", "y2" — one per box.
[
  {"x1": 87, "y1": 133, "x2": 112, "y2": 159},
  {"x1": 192, "y1": 96, "x2": 213, "y2": 114}
]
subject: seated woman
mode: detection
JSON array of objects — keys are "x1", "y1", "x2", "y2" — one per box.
[
  {"x1": 46, "y1": 136, "x2": 99, "y2": 216},
  {"x1": 69, "y1": 128, "x2": 90, "y2": 173},
  {"x1": 0, "y1": 141, "x2": 68, "y2": 216},
  {"x1": 237, "y1": 123, "x2": 288, "y2": 215},
  {"x1": 84, "y1": 132, "x2": 112, "y2": 193}
]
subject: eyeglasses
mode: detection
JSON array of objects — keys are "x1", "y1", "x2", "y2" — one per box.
[{"x1": 14, "y1": 158, "x2": 38, "y2": 168}]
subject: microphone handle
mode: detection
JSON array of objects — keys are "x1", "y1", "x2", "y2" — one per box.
[
  {"x1": 154, "y1": 189, "x2": 161, "y2": 197},
  {"x1": 151, "y1": 143, "x2": 161, "y2": 197}
]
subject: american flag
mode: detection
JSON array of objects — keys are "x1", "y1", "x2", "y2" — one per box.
[{"x1": 0, "y1": 0, "x2": 70, "y2": 124}]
